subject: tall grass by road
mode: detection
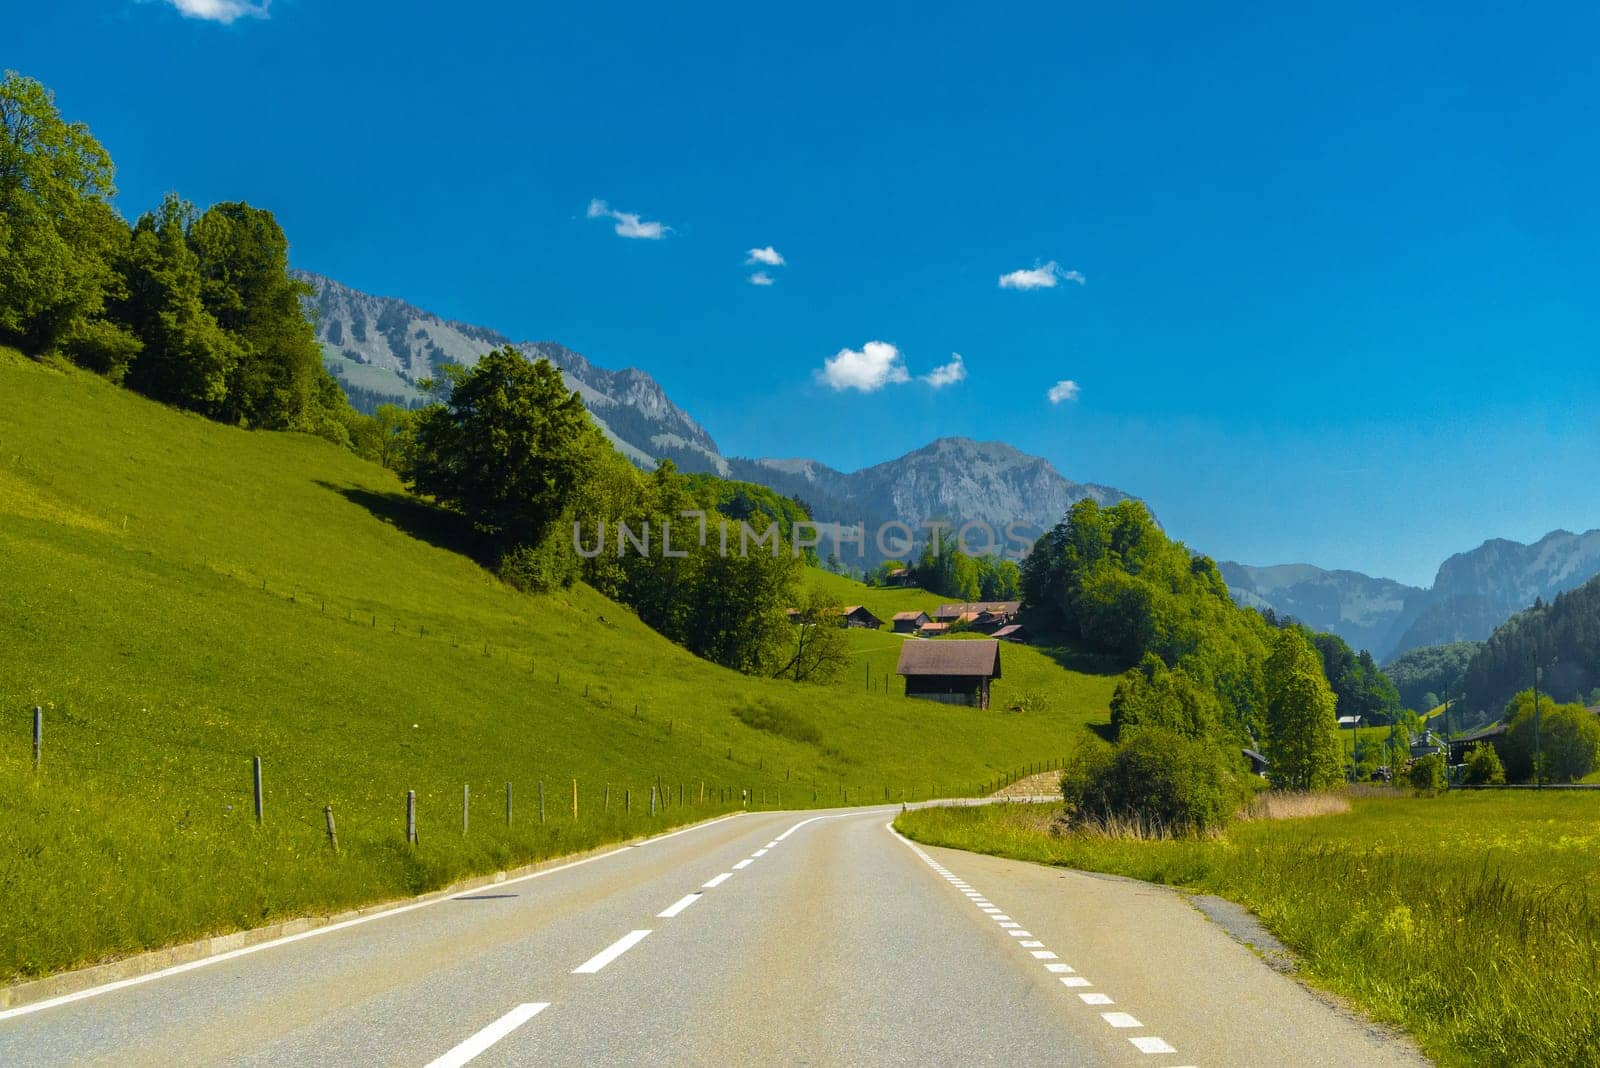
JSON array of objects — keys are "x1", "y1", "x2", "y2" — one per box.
[{"x1": 897, "y1": 792, "x2": 1600, "y2": 1067}]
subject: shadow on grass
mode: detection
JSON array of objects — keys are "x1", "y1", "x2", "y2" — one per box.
[
  {"x1": 317, "y1": 481, "x2": 481, "y2": 560},
  {"x1": 1035, "y1": 643, "x2": 1129, "y2": 677}
]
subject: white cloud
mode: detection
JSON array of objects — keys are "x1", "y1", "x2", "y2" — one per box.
[
  {"x1": 586, "y1": 198, "x2": 669, "y2": 240},
  {"x1": 1047, "y1": 379, "x2": 1081, "y2": 404},
  {"x1": 819, "y1": 341, "x2": 911, "y2": 393},
  {"x1": 922, "y1": 353, "x2": 967, "y2": 389},
  {"x1": 745, "y1": 246, "x2": 785, "y2": 267},
  {"x1": 165, "y1": 0, "x2": 269, "y2": 22},
  {"x1": 998, "y1": 261, "x2": 1085, "y2": 290},
  {"x1": 748, "y1": 271, "x2": 776, "y2": 286}
]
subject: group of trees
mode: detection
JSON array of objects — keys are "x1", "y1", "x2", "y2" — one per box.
[
  {"x1": 1383, "y1": 641, "x2": 1482, "y2": 715},
  {"x1": 1499, "y1": 689, "x2": 1600, "y2": 783},
  {"x1": 1308, "y1": 632, "x2": 1402, "y2": 726},
  {"x1": 1, "y1": 70, "x2": 426, "y2": 472},
  {"x1": 885, "y1": 530, "x2": 1021, "y2": 602},
  {"x1": 1458, "y1": 577, "x2": 1600, "y2": 724},
  {"x1": 1, "y1": 73, "x2": 359, "y2": 443},
  {"x1": 1031, "y1": 500, "x2": 1346, "y2": 831},
  {"x1": 400, "y1": 346, "x2": 829, "y2": 679}
]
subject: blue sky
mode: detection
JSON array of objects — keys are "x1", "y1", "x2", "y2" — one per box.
[{"x1": 13, "y1": 1, "x2": 1600, "y2": 585}]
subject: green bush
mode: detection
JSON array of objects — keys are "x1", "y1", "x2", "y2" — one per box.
[
  {"x1": 1408, "y1": 752, "x2": 1447, "y2": 793},
  {"x1": 1461, "y1": 742, "x2": 1506, "y2": 785},
  {"x1": 1062, "y1": 728, "x2": 1243, "y2": 835}
]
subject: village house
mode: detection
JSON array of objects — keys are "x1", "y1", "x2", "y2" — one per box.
[
  {"x1": 891, "y1": 610, "x2": 930, "y2": 633},
  {"x1": 839, "y1": 605, "x2": 884, "y2": 629},
  {"x1": 896, "y1": 639, "x2": 1002, "y2": 710},
  {"x1": 916, "y1": 621, "x2": 951, "y2": 636},
  {"x1": 934, "y1": 601, "x2": 1021, "y2": 632},
  {"x1": 991, "y1": 623, "x2": 1030, "y2": 644}
]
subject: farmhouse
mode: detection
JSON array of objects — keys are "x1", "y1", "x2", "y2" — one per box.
[
  {"x1": 891, "y1": 611, "x2": 930, "y2": 633},
  {"x1": 1337, "y1": 715, "x2": 1362, "y2": 730},
  {"x1": 896, "y1": 639, "x2": 1002, "y2": 710},
  {"x1": 839, "y1": 605, "x2": 884, "y2": 629},
  {"x1": 934, "y1": 601, "x2": 1021, "y2": 625},
  {"x1": 991, "y1": 624, "x2": 1030, "y2": 644},
  {"x1": 917, "y1": 621, "x2": 950, "y2": 636},
  {"x1": 1448, "y1": 722, "x2": 1508, "y2": 765}
]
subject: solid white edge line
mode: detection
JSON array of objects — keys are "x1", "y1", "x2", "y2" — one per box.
[
  {"x1": 572, "y1": 929, "x2": 653, "y2": 974},
  {"x1": 656, "y1": 893, "x2": 701, "y2": 919},
  {"x1": 423, "y1": 1001, "x2": 550, "y2": 1068},
  {"x1": 0, "y1": 813, "x2": 747, "y2": 1022},
  {"x1": 702, "y1": 873, "x2": 733, "y2": 889}
]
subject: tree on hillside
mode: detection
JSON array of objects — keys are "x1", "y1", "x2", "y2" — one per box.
[
  {"x1": 771, "y1": 590, "x2": 852, "y2": 683},
  {"x1": 1263, "y1": 627, "x2": 1343, "y2": 791},
  {"x1": 403, "y1": 346, "x2": 607, "y2": 573},
  {"x1": 189, "y1": 201, "x2": 328, "y2": 430},
  {"x1": 117, "y1": 195, "x2": 238, "y2": 414},
  {"x1": 0, "y1": 71, "x2": 134, "y2": 362},
  {"x1": 1501, "y1": 689, "x2": 1600, "y2": 784},
  {"x1": 1309, "y1": 632, "x2": 1402, "y2": 725},
  {"x1": 1023, "y1": 498, "x2": 1275, "y2": 740},
  {"x1": 0, "y1": 72, "x2": 111, "y2": 337}
]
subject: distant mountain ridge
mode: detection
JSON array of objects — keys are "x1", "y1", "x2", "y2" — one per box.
[
  {"x1": 1223, "y1": 528, "x2": 1600, "y2": 662},
  {"x1": 295, "y1": 270, "x2": 1137, "y2": 562}
]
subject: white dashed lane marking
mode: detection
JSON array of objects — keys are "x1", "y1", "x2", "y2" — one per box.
[
  {"x1": 732, "y1": 859, "x2": 754, "y2": 870},
  {"x1": 422, "y1": 1002, "x2": 550, "y2": 1068},
  {"x1": 702, "y1": 872, "x2": 732, "y2": 889},
  {"x1": 884, "y1": 822, "x2": 1184, "y2": 1061},
  {"x1": 656, "y1": 893, "x2": 702, "y2": 919},
  {"x1": 572, "y1": 929, "x2": 652, "y2": 974}
]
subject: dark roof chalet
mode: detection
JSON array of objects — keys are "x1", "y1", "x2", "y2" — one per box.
[{"x1": 896, "y1": 639, "x2": 1002, "y2": 679}]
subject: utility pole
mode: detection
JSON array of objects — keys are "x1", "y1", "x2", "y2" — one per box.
[{"x1": 1533, "y1": 661, "x2": 1543, "y2": 790}]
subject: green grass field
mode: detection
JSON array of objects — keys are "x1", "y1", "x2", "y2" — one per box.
[
  {"x1": 897, "y1": 793, "x2": 1600, "y2": 1067},
  {"x1": 0, "y1": 351, "x2": 1119, "y2": 982}
]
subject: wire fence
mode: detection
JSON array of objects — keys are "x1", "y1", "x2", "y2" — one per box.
[{"x1": 10, "y1": 700, "x2": 1043, "y2": 861}]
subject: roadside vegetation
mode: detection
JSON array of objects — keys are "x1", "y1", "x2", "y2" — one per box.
[{"x1": 897, "y1": 793, "x2": 1600, "y2": 1067}]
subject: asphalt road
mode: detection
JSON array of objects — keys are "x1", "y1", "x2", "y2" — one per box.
[{"x1": 0, "y1": 806, "x2": 1424, "y2": 1066}]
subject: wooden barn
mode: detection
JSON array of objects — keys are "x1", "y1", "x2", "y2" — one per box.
[
  {"x1": 839, "y1": 605, "x2": 884, "y2": 629},
  {"x1": 891, "y1": 610, "x2": 930, "y2": 633},
  {"x1": 896, "y1": 639, "x2": 1002, "y2": 710}
]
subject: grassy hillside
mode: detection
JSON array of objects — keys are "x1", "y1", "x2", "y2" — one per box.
[
  {"x1": 898, "y1": 792, "x2": 1600, "y2": 1067},
  {"x1": 0, "y1": 351, "x2": 1117, "y2": 981}
]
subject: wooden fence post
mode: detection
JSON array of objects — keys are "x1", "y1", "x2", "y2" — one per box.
[
  {"x1": 462, "y1": 784, "x2": 469, "y2": 834},
  {"x1": 406, "y1": 790, "x2": 417, "y2": 845},
  {"x1": 625, "y1": 787, "x2": 631, "y2": 813},
  {"x1": 324, "y1": 806, "x2": 339, "y2": 852},
  {"x1": 650, "y1": 786, "x2": 657, "y2": 816},
  {"x1": 539, "y1": 781, "x2": 545, "y2": 823},
  {"x1": 604, "y1": 783, "x2": 611, "y2": 811},
  {"x1": 32, "y1": 706, "x2": 41, "y2": 769},
  {"x1": 572, "y1": 779, "x2": 578, "y2": 821},
  {"x1": 506, "y1": 782, "x2": 513, "y2": 826},
  {"x1": 252, "y1": 755, "x2": 263, "y2": 824}
]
